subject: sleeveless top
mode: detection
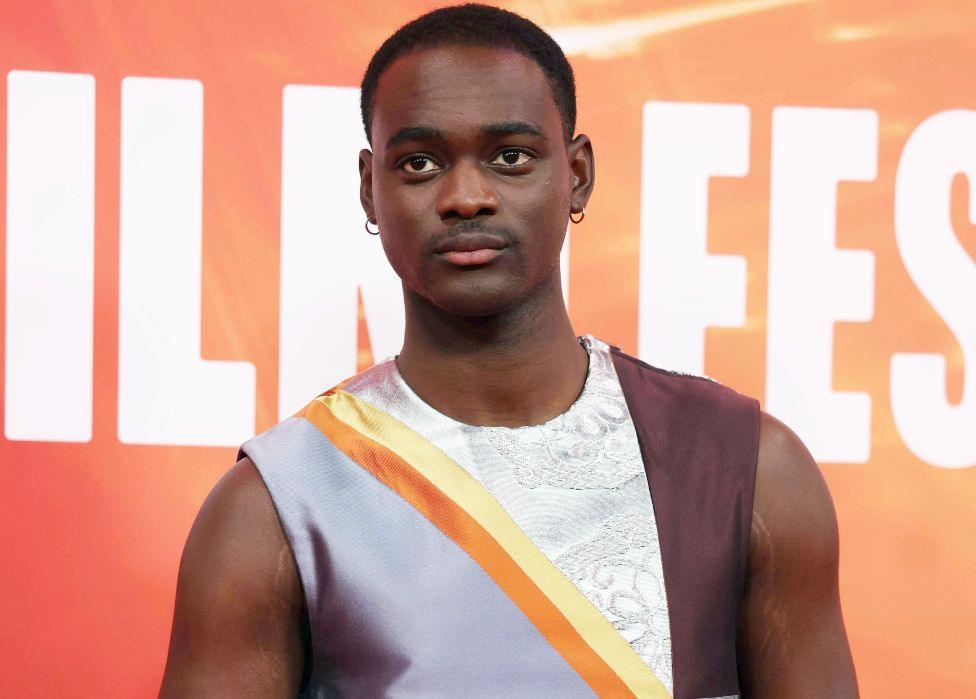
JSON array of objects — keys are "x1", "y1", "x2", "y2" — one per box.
[{"x1": 240, "y1": 337, "x2": 760, "y2": 699}]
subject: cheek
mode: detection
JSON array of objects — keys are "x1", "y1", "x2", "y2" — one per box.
[
  {"x1": 377, "y1": 227, "x2": 422, "y2": 290},
  {"x1": 519, "y1": 189, "x2": 569, "y2": 262},
  {"x1": 374, "y1": 186, "x2": 423, "y2": 256},
  {"x1": 373, "y1": 170, "x2": 423, "y2": 223}
]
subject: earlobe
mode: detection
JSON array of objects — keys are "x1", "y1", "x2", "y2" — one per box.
[
  {"x1": 567, "y1": 133, "x2": 595, "y2": 214},
  {"x1": 359, "y1": 148, "x2": 375, "y2": 221}
]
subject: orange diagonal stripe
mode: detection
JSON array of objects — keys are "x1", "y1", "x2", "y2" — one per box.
[{"x1": 300, "y1": 397, "x2": 635, "y2": 697}]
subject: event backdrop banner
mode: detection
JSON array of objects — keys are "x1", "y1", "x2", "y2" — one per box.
[{"x1": 1, "y1": 0, "x2": 974, "y2": 696}]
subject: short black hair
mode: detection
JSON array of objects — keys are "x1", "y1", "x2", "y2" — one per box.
[{"x1": 360, "y1": 3, "x2": 576, "y2": 145}]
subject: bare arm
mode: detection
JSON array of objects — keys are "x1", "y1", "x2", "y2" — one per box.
[
  {"x1": 737, "y1": 413, "x2": 858, "y2": 697},
  {"x1": 159, "y1": 457, "x2": 305, "y2": 697}
]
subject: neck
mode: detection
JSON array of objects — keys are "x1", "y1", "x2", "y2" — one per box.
[{"x1": 394, "y1": 271, "x2": 589, "y2": 427}]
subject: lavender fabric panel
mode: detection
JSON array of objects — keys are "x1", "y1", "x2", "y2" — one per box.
[
  {"x1": 611, "y1": 349, "x2": 759, "y2": 699},
  {"x1": 241, "y1": 416, "x2": 595, "y2": 699},
  {"x1": 343, "y1": 335, "x2": 674, "y2": 691}
]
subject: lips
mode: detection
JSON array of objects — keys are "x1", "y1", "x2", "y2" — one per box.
[
  {"x1": 440, "y1": 249, "x2": 504, "y2": 265},
  {"x1": 434, "y1": 232, "x2": 508, "y2": 266}
]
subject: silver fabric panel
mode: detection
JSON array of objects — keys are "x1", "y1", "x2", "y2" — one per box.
[
  {"x1": 344, "y1": 335, "x2": 674, "y2": 693},
  {"x1": 243, "y1": 416, "x2": 595, "y2": 698}
]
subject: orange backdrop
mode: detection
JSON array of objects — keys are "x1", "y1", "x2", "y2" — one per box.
[{"x1": 1, "y1": 1, "x2": 975, "y2": 696}]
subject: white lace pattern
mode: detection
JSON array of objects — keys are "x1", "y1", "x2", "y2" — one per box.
[{"x1": 342, "y1": 335, "x2": 674, "y2": 692}]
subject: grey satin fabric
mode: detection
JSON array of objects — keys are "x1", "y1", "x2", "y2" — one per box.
[
  {"x1": 343, "y1": 335, "x2": 674, "y2": 691},
  {"x1": 242, "y1": 416, "x2": 596, "y2": 698}
]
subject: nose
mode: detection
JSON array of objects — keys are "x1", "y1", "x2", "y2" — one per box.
[{"x1": 435, "y1": 158, "x2": 498, "y2": 221}]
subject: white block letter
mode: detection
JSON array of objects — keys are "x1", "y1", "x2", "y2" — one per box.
[
  {"x1": 118, "y1": 77, "x2": 255, "y2": 446},
  {"x1": 638, "y1": 101, "x2": 749, "y2": 374},
  {"x1": 5, "y1": 71, "x2": 94, "y2": 442},
  {"x1": 278, "y1": 85, "x2": 405, "y2": 419},
  {"x1": 766, "y1": 107, "x2": 877, "y2": 463},
  {"x1": 892, "y1": 110, "x2": 976, "y2": 468}
]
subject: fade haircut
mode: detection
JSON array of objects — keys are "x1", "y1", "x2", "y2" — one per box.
[{"x1": 360, "y1": 3, "x2": 576, "y2": 145}]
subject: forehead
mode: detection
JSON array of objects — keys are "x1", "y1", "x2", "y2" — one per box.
[{"x1": 371, "y1": 45, "x2": 563, "y2": 144}]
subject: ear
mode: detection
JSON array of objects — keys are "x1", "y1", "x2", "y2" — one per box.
[
  {"x1": 359, "y1": 148, "x2": 376, "y2": 223},
  {"x1": 566, "y1": 134, "x2": 595, "y2": 215}
]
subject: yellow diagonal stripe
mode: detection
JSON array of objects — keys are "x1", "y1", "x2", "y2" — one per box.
[{"x1": 319, "y1": 389, "x2": 671, "y2": 698}]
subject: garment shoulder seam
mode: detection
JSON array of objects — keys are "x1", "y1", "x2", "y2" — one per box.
[{"x1": 609, "y1": 346, "x2": 720, "y2": 386}]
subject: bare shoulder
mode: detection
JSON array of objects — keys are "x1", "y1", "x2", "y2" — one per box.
[
  {"x1": 754, "y1": 411, "x2": 839, "y2": 562},
  {"x1": 159, "y1": 457, "x2": 305, "y2": 698},
  {"x1": 738, "y1": 412, "x2": 858, "y2": 697},
  {"x1": 187, "y1": 456, "x2": 290, "y2": 557},
  {"x1": 173, "y1": 457, "x2": 299, "y2": 606}
]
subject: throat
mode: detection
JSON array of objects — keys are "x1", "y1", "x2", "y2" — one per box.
[{"x1": 393, "y1": 334, "x2": 590, "y2": 428}]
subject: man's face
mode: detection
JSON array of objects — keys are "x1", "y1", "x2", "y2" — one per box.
[{"x1": 361, "y1": 44, "x2": 590, "y2": 318}]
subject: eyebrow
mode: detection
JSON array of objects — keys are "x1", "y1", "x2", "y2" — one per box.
[
  {"x1": 480, "y1": 121, "x2": 545, "y2": 139},
  {"x1": 385, "y1": 125, "x2": 444, "y2": 150},
  {"x1": 384, "y1": 121, "x2": 546, "y2": 150}
]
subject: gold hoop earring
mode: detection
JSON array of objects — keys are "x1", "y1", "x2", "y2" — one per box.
[
  {"x1": 365, "y1": 218, "x2": 380, "y2": 235},
  {"x1": 570, "y1": 209, "x2": 585, "y2": 224}
]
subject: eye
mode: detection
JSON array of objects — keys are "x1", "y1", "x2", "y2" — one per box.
[
  {"x1": 491, "y1": 148, "x2": 534, "y2": 167},
  {"x1": 400, "y1": 155, "x2": 441, "y2": 174}
]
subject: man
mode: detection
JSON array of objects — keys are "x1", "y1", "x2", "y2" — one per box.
[{"x1": 160, "y1": 5, "x2": 858, "y2": 697}]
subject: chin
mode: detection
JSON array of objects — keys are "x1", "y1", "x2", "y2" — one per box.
[
  {"x1": 432, "y1": 288, "x2": 520, "y2": 318},
  {"x1": 418, "y1": 276, "x2": 525, "y2": 318},
  {"x1": 403, "y1": 255, "x2": 553, "y2": 318}
]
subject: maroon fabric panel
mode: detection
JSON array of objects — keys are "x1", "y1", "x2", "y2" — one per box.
[{"x1": 611, "y1": 347, "x2": 760, "y2": 699}]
